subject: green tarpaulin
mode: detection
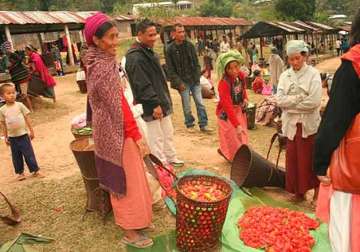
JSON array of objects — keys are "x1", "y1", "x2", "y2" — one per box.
[
  {"x1": 125, "y1": 169, "x2": 331, "y2": 252},
  {"x1": 0, "y1": 233, "x2": 54, "y2": 252}
]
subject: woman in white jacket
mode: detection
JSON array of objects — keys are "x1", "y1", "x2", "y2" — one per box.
[{"x1": 276, "y1": 40, "x2": 322, "y2": 202}]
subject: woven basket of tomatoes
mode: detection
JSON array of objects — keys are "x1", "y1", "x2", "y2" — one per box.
[
  {"x1": 238, "y1": 206, "x2": 320, "y2": 252},
  {"x1": 176, "y1": 175, "x2": 232, "y2": 252}
]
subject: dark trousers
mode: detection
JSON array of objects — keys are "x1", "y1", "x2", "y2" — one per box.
[{"x1": 9, "y1": 134, "x2": 39, "y2": 174}]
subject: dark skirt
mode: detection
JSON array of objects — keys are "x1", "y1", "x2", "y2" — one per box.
[{"x1": 285, "y1": 124, "x2": 320, "y2": 196}]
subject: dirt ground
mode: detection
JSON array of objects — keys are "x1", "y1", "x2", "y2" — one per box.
[{"x1": 0, "y1": 56, "x2": 341, "y2": 251}]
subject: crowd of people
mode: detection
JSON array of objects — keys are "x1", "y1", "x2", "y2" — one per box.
[{"x1": 0, "y1": 8, "x2": 359, "y2": 251}]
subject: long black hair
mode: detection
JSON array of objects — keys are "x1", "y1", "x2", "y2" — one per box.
[{"x1": 350, "y1": 8, "x2": 360, "y2": 47}]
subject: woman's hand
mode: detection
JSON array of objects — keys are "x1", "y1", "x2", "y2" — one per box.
[
  {"x1": 317, "y1": 175, "x2": 331, "y2": 185},
  {"x1": 153, "y1": 106, "x2": 163, "y2": 120},
  {"x1": 236, "y1": 125, "x2": 246, "y2": 138},
  {"x1": 242, "y1": 99, "x2": 248, "y2": 110},
  {"x1": 136, "y1": 139, "x2": 150, "y2": 157}
]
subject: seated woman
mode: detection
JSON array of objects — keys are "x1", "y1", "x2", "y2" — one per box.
[
  {"x1": 216, "y1": 50, "x2": 249, "y2": 162},
  {"x1": 200, "y1": 70, "x2": 216, "y2": 99},
  {"x1": 83, "y1": 13, "x2": 153, "y2": 248},
  {"x1": 8, "y1": 53, "x2": 33, "y2": 111},
  {"x1": 252, "y1": 69, "x2": 264, "y2": 94},
  {"x1": 25, "y1": 45, "x2": 56, "y2": 103}
]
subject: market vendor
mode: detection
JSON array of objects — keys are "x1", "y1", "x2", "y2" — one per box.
[
  {"x1": 314, "y1": 9, "x2": 360, "y2": 252},
  {"x1": 216, "y1": 50, "x2": 249, "y2": 161},
  {"x1": 276, "y1": 40, "x2": 322, "y2": 202},
  {"x1": 83, "y1": 13, "x2": 153, "y2": 248}
]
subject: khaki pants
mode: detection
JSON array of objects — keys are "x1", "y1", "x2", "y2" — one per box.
[{"x1": 146, "y1": 115, "x2": 177, "y2": 164}]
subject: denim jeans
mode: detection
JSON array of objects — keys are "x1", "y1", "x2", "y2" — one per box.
[
  {"x1": 9, "y1": 134, "x2": 39, "y2": 174},
  {"x1": 180, "y1": 84, "x2": 208, "y2": 128}
]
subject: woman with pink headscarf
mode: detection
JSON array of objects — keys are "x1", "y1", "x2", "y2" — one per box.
[{"x1": 83, "y1": 13, "x2": 153, "y2": 248}]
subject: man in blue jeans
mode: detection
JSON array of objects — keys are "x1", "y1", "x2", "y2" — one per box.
[{"x1": 166, "y1": 23, "x2": 210, "y2": 132}]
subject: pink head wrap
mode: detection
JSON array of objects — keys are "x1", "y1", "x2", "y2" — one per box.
[{"x1": 84, "y1": 12, "x2": 111, "y2": 45}]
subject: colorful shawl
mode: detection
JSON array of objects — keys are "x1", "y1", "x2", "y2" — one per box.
[
  {"x1": 84, "y1": 45, "x2": 126, "y2": 196},
  {"x1": 30, "y1": 52, "x2": 56, "y2": 87}
]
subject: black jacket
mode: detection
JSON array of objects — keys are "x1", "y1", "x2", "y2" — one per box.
[
  {"x1": 166, "y1": 40, "x2": 201, "y2": 90},
  {"x1": 125, "y1": 42, "x2": 172, "y2": 122},
  {"x1": 314, "y1": 60, "x2": 360, "y2": 175}
]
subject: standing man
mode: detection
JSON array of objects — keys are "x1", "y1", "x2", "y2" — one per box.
[
  {"x1": 166, "y1": 23, "x2": 210, "y2": 132},
  {"x1": 314, "y1": 10, "x2": 360, "y2": 252},
  {"x1": 268, "y1": 47, "x2": 284, "y2": 94},
  {"x1": 220, "y1": 36, "x2": 230, "y2": 53},
  {"x1": 335, "y1": 38, "x2": 341, "y2": 56},
  {"x1": 125, "y1": 19, "x2": 184, "y2": 167}
]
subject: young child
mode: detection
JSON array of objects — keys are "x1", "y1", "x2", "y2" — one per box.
[
  {"x1": 216, "y1": 50, "x2": 249, "y2": 162},
  {"x1": 0, "y1": 83, "x2": 42, "y2": 181},
  {"x1": 252, "y1": 70, "x2": 264, "y2": 94}
]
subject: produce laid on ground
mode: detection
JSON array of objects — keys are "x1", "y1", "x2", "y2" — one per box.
[
  {"x1": 179, "y1": 181, "x2": 227, "y2": 202},
  {"x1": 238, "y1": 206, "x2": 319, "y2": 252}
]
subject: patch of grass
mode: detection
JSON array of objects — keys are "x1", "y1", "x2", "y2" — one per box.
[{"x1": 0, "y1": 174, "x2": 175, "y2": 251}]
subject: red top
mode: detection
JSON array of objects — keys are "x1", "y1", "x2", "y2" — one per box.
[
  {"x1": 216, "y1": 72, "x2": 248, "y2": 128},
  {"x1": 252, "y1": 77, "x2": 265, "y2": 94},
  {"x1": 122, "y1": 94, "x2": 142, "y2": 141}
]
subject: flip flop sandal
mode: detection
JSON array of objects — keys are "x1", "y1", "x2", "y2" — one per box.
[{"x1": 121, "y1": 235, "x2": 154, "y2": 249}]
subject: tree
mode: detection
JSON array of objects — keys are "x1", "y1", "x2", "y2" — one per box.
[
  {"x1": 275, "y1": 0, "x2": 316, "y2": 21},
  {"x1": 199, "y1": 0, "x2": 233, "y2": 17}
]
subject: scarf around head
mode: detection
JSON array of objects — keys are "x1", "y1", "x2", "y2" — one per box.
[
  {"x1": 286, "y1": 40, "x2": 309, "y2": 55},
  {"x1": 215, "y1": 50, "x2": 244, "y2": 80},
  {"x1": 84, "y1": 45, "x2": 126, "y2": 196},
  {"x1": 84, "y1": 12, "x2": 110, "y2": 46}
]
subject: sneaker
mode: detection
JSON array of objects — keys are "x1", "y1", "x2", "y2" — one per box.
[
  {"x1": 170, "y1": 159, "x2": 184, "y2": 168},
  {"x1": 17, "y1": 173, "x2": 26, "y2": 181},
  {"x1": 32, "y1": 171, "x2": 45, "y2": 178},
  {"x1": 200, "y1": 126, "x2": 214, "y2": 133}
]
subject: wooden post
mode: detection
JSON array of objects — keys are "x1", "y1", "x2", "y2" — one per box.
[
  {"x1": 37, "y1": 33, "x2": 45, "y2": 53},
  {"x1": 4, "y1": 25, "x2": 13, "y2": 51},
  {"x1": 260, "y1": 37, "x2": 264, "y2": 58},
  {"x1": 64, "y1": 24, "x2": 75, "y2": 66},
  {"x1": 79, "y1": 30, "x2": 84, "y2": 44}
]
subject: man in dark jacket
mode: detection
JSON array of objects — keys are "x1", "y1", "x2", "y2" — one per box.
[
  {"x1": 125, "y1": 19, "x2": 184, "y2": 167},
  {"x1": 166, "y1": 23, "x2": 210, "y2": 132}
]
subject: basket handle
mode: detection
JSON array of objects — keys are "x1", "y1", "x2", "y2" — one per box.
[{"x1": 148, "y1": 154, "x2": 178, "y2": 180}]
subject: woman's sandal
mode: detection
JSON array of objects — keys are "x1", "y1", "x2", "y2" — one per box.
[{"x1": 121, "y1": 234, "x2": 154, "y2": 249}]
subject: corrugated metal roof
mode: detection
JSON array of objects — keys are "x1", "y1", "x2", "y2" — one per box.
[
  {"x1": 114, "y1": 15, "x2": 135, "y2": 21},
  {"x1": 157, "y1": 16, "x2": 251, "y2": 27},
  {"x1": 0, "y1": 11, "x2": 97, "y2": 25},
  {"x1": 266, "y1": 21, "x2": 305, "y2": 33},
  {"x1": 306, "y1": 21, "x2": 337, "y2": 31},
  {"x1": 276, "y1": 21, "x2": 304, "y2": 32},
  {"x1": 292, "y1": 20, "x2": 321, "y2": 32}
]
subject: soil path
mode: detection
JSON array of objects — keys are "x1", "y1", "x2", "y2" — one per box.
[{"x1": 0, "y1": 56, "x2": 342, "y2": 195}]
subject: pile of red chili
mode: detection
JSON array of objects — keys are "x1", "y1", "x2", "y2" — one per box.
[{"x1": 238, "y1": 206, "x2": 319, "y2": 252}]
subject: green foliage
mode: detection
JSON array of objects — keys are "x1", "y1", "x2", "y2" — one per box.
[
  {"x1": 199, "y1": 0, "x2": 233, "y2": 17},
  {"x1": 137, "y1": 5, "x2": 199, "y2": 18},
  {"x1": 275, "y1": 0, "x2": 316, "y2": 21}
]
